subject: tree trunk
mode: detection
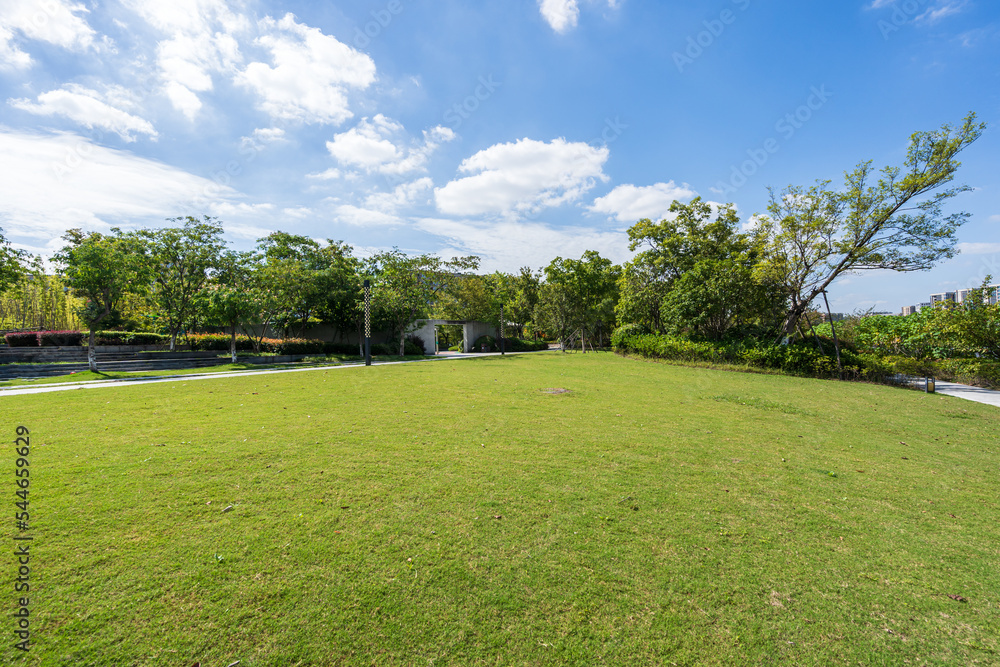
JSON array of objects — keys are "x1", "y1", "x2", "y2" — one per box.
[
  {"x1": 821, "y1": 291, "x2": 843, "y2": 380},
  {"x1": 88, "y1": 327, "x2": 98, "y2": 373},
  {"x1": 803, "y1": 312, "x2": 826, "y2": 355},
  {"x1": 230, "y1": 326, "x2": 237, "y2": 363},
  {"x1": 170, "y1": 329, "x2": 177, "y2": 352},
  {"x1": 399, "y1": 334, "x2": 405, "y2": 357}
]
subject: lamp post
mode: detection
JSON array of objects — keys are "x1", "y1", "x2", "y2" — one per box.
[
  {"x1": 364, "y1": 279, "x2": 372, "y2": 367},
  {"x1": 500, "y1": 305, "x2": 505, "y2": 356}
]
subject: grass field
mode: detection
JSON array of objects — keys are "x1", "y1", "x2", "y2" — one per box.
[{"x1": 3, "y1": 351, "x2": 999, "y2": 665}]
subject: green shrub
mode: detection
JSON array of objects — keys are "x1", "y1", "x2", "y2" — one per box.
[
  {"x1": 504, "y1": 338, "x2": 549, "y2": 352},
  {"x1": 472, "y1": 335, "x2": 497, "y2": 352},
  {"x1": 323, "y1": 342, "x2": 361, "y2": 356},
  {"x1": 615, "y1": 332, "x2": 892, "y2": 382},
  {"x1": 276, "y1": 338, "x2": 325, "y2": 355},
  {"x1": 369, "y1": 340, "x2": 425, "y2": 356},
  {"x1": 610, "y1": 324, "x2": 648, "y2": 350}
]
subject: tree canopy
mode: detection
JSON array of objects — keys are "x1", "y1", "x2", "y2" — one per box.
[{"x1": 756, "y1": 112, "x2": 985, "y2": 337}]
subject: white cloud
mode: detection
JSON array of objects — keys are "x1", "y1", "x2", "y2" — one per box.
[
  {"x1": 210, "y1": 202, "x2": 274, "y2": 218},
  {"x1": 327, "y1": 115, "x2": 402, "y2": 169},
  {"x1": 126, "y1": 0, "x2": 249, "y2": 120},
  {"x1": 326, "y1": 116, "x2": 455, "y2": 175},
  {"x1": 590, "y1": 182, "x2": 696, "y2": 223},
  {"x1": 0, "y1": 0, "x2": 96, "y2": 70},
  {"x1": 252, "y1": 127, "x2": 286, "y2": 143},
  {"x1": 539, "y1": 0, "x2": 580, "y2": 33},
  {"x1": 956, "y1": 242, "x2": 1000, "y2": 255},
  {"x1": 0, "y1": 27, "x2": 32, "y2": 71},
  {"x1": 435, "y1": 138, "x2": 609, "y2": 217},
  {"x1": 538, "y1": 0, "x2": 620, "y2": 33},
  {"x1": 237, "y1": 13, "x2": 375, "y2": 125},
  {"x1": 334, "y1": 205, "x2": 402, "y2": 227},
  {"x1": 364, "y1": 178, "x2": 434, "y2": 213},
  {"x1": 306, "y1": 168, "x2": 342, "y2": 181},
  {"x1": 0, "y1": 128, "x2": 237, "y2": 240},
  {"x1": 415, "y1": 217, "x2": 630, "y2": 270},
  {"x1": 988, "y1": 214, "x2": 1000, "y2": 223},
  {"x1": 282, "y1": 206, "x2": 313, "y2": 219},
  {"x1": 916, "y1": 1, "x2": 967, "y2": 23},
  {"x1": 9, "y1": 85, "x2": 158, "y2": 142}
]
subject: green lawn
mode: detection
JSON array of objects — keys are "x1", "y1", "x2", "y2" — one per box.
[{"x1": 4, "y1": 351, "x2": 999, "y2": 665}]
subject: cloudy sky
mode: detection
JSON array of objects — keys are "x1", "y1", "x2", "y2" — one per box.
[{"x1": 1, "y1": 0, "x2": 998, "y2": 313}]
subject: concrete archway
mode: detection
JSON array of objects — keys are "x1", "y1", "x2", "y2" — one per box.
[{"x1": 411, "y1": 319, "x2": 496, "y2": 353}]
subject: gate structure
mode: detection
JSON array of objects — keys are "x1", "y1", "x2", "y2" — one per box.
[{"x1": 410, "y1": 320, "x2": 496, "y2": 354}]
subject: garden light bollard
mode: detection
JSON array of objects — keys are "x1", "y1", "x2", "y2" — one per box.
[
  {"x1": 926, "y1": 376, "x2": 936, "y2": 393},
  {"x1": 364, "y1": 279, "x2": 372, "y2": 367}
]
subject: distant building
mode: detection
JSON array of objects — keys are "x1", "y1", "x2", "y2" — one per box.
[
  {"x1": 929, "y1": 292, "x2": 956, "y2": 305},
  {"x1": 955, "y1": 284, "x2": 999, "y2": 306},
  {"x1": 900, "y1": 306, "x2": 918, "y2": 316}
]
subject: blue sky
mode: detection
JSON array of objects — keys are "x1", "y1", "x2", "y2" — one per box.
[{"x1": 1, "y1": 0, "x2": 997, "y2": 313}]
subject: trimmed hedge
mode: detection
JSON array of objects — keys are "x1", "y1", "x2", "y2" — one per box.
[
  {"x1": 369, "y1": 340, "x2": 424, "y2": 356},
  {"x1": 323, "y1": 342, "x2": 362, "y2": 356},
  {"x1": 186, "y1": 333, "x2": 284, "y2": 352},
  {"x1": 471, "y1": 335, "x2": 548, "y2": 353},
  {"x1": 275, "y1": 338, "x2": 325, "y2": 355},
  {"x1": 85, "y1": 331, "x2": 171, "y2": 346},
  {"x1": 2, "y1": 330, "x2": 86, "y2": 347},
  {"x1": 4, "y1": 332, "x2": 41, "y2": 347},
  {"x1": 40, "y1": 330, "x2": 85, "y2": 346}
]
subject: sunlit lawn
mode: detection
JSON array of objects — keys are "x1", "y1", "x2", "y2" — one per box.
[{"x1": 4, "y1": 351, "x2": 999, "y2": 665}]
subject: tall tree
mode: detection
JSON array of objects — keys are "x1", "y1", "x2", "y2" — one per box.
[
  {"x1": 539, "y1": 251, "x2": 620, "y2": 350},
  {"x1": 756, "y1": 112, "x2": 985, "y2": 339},
  {"x1": 204, "y1": 250, "x2": 258, "y2": 362},
  {"x1": 314, "y1": 241, "x2": 366, "y2": 346},
  {"x1": 54, "y1": 229, "x2": 149, "y2": 372},
  {"x1": 140, "y1": 216, "x2": 227, "y2": 350},
  {"x1": 0, "y1": 226, "x2": 27, "y2": 294},
  {"x1": 618, "y1": 198, "x2": 751, "y2": 334}
]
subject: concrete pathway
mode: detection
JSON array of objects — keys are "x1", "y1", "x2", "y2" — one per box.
[
  {"x1": 933, "y1": 380, "x2": 1000, "y2": 408},
  {"x1": 0, "y1": 352, "x2": 519, "y2": 398}
]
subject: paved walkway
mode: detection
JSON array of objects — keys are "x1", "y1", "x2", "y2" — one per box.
[
  {"x1": 933, "y1": 380, "x2": 1000, "y2": 408},
  {"x1": 0, "y1": 352, "x2": 515, "y2": 398}
]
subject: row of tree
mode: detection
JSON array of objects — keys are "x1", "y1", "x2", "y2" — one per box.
[{"x1": 0, "y1": 113, "x2": 986, "y2": 372}]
